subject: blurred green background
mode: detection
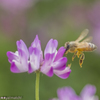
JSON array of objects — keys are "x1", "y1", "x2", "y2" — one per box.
[{"x1": 0, "y1": 0, "x2": 100, "y2": 100}]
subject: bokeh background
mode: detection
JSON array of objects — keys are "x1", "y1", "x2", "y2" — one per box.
[{"x1": 0, "y1": 0, "x2": 100, "y2": 100}]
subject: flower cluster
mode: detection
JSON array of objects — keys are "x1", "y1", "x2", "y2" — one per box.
[
  {"x1": 50, "y1": 84, "x2": 99, "y2": 100},
  {"x1": 7, "y1": 35, "x2": 71, "y2": 79}
]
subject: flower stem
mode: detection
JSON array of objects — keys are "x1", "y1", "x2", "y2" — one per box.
[{"x1": 35, "y1": 71, "x2": 40, "y2": 100}]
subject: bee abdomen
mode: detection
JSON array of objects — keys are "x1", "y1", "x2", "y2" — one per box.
[{"x1": 88, "y1": 43, "x2": 97, "y2": 51}]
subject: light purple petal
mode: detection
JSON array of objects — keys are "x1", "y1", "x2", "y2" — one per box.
[
  {"x1": 17, "y1": 39, "x2": 29, "y2": 58},
  {"x1": 44, "y1": 53, "x2": 55, "y2": 65},
  {"x1": 7, "y1": 51, "x2": 19, "y2": 63},
  {"x1": 57, "y1": 87, "x2": 80, "y2": 100},
  {"x1": 18, "y1": 49, "x2": 28, "y2": 66},
  {"x1": 10, "y1": 59, "x2": 28, "y2": 73},
  {"x1": 80, "y1": 84, "x2": 99, "y2": 100},
  {"x1": 52, "y1": 57, "x2": 67, "y2": 70},
  {"x1": 41, "y1": 53, "x2": 55, "y2": 71},
  {"x1": 15, "y1": 49, "x2": 28, "y2": 72},
  {"x1": 41, "y1": 53, "x2": 55, "y2": 77},
  {"x1": 31, "y1": 35, "x2": 41, "y2": 51},
  {"x1": 9, "y1": 49, "x2": 28, "y2": 73},
  {"x1": 54, "y1": 47, "x2": 66, "y2": 62},
  {"x1": 44, "y1": 39, "x2": 58, "y2": 56},
  {"x1": 54, "y1": 67, "x2": 71, "y2": 79},
  {"x1": 28, "y1": 47, "x2": 41, "y2": 73},
  {"x1": 7, "y1": 42, "x2": 28, "y2": 73}
]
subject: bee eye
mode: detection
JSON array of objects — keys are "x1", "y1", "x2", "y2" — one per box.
[
  {"x1": 67, "y1": 45, "x2": 70, "y2": 49},
  {"x1": 65, "y1": 44, "x2": 70, "y2": 52}
]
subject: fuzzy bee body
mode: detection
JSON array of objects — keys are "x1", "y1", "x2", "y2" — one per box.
[{"x1": 64, "y1": 29, "x2": 97, "y2": 67}]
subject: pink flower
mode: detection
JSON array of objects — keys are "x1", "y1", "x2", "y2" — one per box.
[
  {"x1": 50, "y1": 84, "x2": 99, "y2": 100},
  {"x1": 7, "y1": 35, "x2": 71, "y2": 79},
  {"x1": 29, "y1": 35, "x2": 71, "y2": 79}
]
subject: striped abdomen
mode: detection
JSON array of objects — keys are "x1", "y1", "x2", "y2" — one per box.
[{"x1": 77, "y1": 42, "x2": 97, "y2": 51}]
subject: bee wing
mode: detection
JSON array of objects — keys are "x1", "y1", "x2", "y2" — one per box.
[
  {"x1": 81, "y1": 36, "x2": 93, "y2": 42},
  {"x1": 75, "y1": 29, "x2": 89, "y2": 42}
]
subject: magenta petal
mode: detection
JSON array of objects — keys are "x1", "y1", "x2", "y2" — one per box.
[
  {"x1": 28, "y1": 63, "x2": 34, "y2": 73},
  {"x1": 54, "y1": 67, "x2": 71, "y2": 79},
  {"x1": 54, "y1": 47, "x2": 66, "y2": 62},
  {"x1": 54, "y1": 65, "x2": 66, "y2": 70},
  {"x1": 53, "y1": 57, "x2": 67, "y2": 70},
  {"x1": 17, "y1": 40, "x2": 29, "y2": 58},
  {"x1": 46, "y1": 67, "x2": 53, "y2": 77},
  {"x1": 7, "y1": 51, "x2": 18, "y2": 63},
  {"x1": 41, "y1": 67, "x2": 53, "y2": 77},
  {"x1": 31, "y1": 35, "x2": 41, "y2": 50},
  {"x1": 10, "y1": 62, "x2": 21, "y2": 73},
  {"x1": 44, "y1": 39, "x2": 58, "y2": 56}
]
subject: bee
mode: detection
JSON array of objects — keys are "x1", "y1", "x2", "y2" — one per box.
[{"x1": 64, "y1": 29, "x2": 97, "y2": 67}]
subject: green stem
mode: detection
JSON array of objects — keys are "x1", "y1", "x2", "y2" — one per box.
[{"x1": 35, "y1": 71, "x2": 40, "y2": 100}]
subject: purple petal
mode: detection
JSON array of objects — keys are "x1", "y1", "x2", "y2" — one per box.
[
  {"x1": 28, "y1": 63, "x2": 34, "y2": 73},
  {"x1": 57, "y1": 87, "x2": 80, "y2": 100},
  {"x1": 54, "y1": 47, "x2": 66, "y2": 62},
  {"x1": 10, "y1": 62, "x2": 21, "y2": 73},
  {"x1": 10, "y1": 59, "x2": 28, "y2": 73},
  {"x1": 31, "y1": 35, "x2": 41, "y2": 51},
  {"x1": 45, "y1": 67, "x2": 53, "y2": 77},
  {"x1": 54, "y1": 67, "x2": 71, "y2": 79},
  {"x1": 45, "y1": 53, "x2": 55, "y2": 65},
  {"x1": 41, "y1": 67, "x2": 53, "y2": 77},
  {"x1": 41, "y1": 53, "x2": 55, "y2": 76},
  {"x1": 29, "y1": 47, "x2": 41, "y2": 73},
  {"x1": 44, "y1": 39, "x2": 58, "y2": 56},
  {"x1": 80, "y1": 84, "x2": 99, "y2": 100},
  {"x1": 41, "y1": 53, "x2": 55, "y2": 72},
  {"x1": 52, "y1": 57, "x2": 67, "y2": 70},
  {"x1": 57, "y1": 87, "x2": 76, "y2": 99},
  {"x1": 18, "y1": 49, "x2": 28, "y2": 66},
  {"x1": 7, "y1": 51, "x2": 19, "y2": 63},
  {"x1": 17, "y1": 40, "x2": 29, "y2": 58},
  {"x1": 15, "y1": 49, "x2": 28, "y2": 72}
]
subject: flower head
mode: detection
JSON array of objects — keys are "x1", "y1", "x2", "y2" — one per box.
[
  {"x1": 7, "y1": 35, "x2": 71, "y2": 79},
  {"x1": 50, "y1": 84, "x2": 99, "y2": 100},
  {"x1": 29, "y1": 35, "x2": 71, "y2": 79}
]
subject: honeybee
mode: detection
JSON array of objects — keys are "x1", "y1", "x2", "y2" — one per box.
[{"x1": 64, "y1": 29, "x2": 97, "y2": 67}]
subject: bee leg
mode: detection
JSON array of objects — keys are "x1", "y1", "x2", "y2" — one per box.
[
  {"x1": 77, "y1": 51, "x2": 81, "y2": 58},
  {"x1": 72, "y1": 51, "x2": 78, "y2": 61},
  {"x1": 65, "y1": 50, "x2": 69, "y2": 55},
  {"x1": 79, "y1": 53, "x2": 85, "y2": 68}
]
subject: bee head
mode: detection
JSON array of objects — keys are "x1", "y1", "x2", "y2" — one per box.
[{"x1": 64, "y1": 42, "x2": 70, "y2": 52}]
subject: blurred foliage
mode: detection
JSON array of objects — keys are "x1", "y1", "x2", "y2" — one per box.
[{"x1": 0, "y1": 0, "x2": 100, "y2": 100}]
